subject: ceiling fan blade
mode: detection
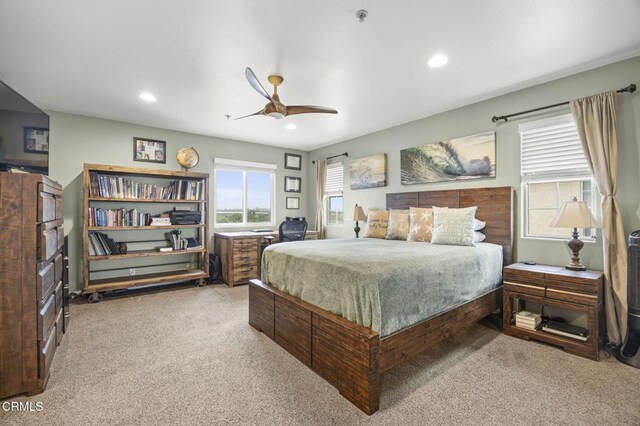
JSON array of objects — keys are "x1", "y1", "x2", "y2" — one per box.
[
  {"x1": 245, "y1": 67, "x2": 272, "y2": 101},
  {"x1": 286, "y1": 105, "x2": 338, "y2": 116},
  {"x1": 234, "y1": 109, "x2": 266, "y2": 120}
]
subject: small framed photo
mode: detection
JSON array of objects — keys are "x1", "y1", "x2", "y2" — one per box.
[
  {"x1": 133, "y1": 137, "x2": 166, "y2": 164},
  {"x1": 284, "y1": 176, "x2": 301, "y2": 193},
  {"x1": 23, "y1": 127, "x2": 49, "y2": 153},
  {"x1": 286, "y1": 197, "x2": 300, "y2": 210},
  {"x1": 284, "y1": 153, "x2": 302, "y2": 170}
]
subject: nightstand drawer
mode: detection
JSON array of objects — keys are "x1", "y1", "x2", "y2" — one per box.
[
  {"x1": 545, "y1": 288, "x2": 598, "y2": 306},
  {"x1": 503, "y1": 281, "x2": 545, "y2": 298}
]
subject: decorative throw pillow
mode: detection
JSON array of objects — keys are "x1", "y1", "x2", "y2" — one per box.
[
  {"x1": 473, "y1": 219, "x2": 486, "y2": 231},
  {"x1": 474, "y1": 231, "x2": 486, "y2": 243},
  {"x1": 386, "y1": 209, "x2": 410, "y2": 240},
  {"x1": 431, "y1": 206, "x2": 478, "y2": 246},
  {"x1": 407, "y1": 207, "x2": 435, "y2": 242},
  {"x1": 363, "y1": 210, "x2": 389, "y2": 239}
]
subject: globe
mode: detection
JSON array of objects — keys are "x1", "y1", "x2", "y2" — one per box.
[{"x1": 176, "y1": 147, "x2": 199, "y2": 170}]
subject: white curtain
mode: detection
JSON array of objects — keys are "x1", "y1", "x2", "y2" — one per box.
[
  {"x1": 570, "y1": 91, "x2": 627, "y2": 344},
  {"x1": 314, "y1": 158, "x2": 327, "y2": 239}
]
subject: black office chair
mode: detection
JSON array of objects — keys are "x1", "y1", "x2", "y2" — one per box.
[{"x1": 278, "y1": 217, "x2": 308, "y2": 242}]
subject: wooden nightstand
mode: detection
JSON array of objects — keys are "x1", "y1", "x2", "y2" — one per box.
[{"x1": 503, "y1": 263, "x2": 604, "y2": 360}]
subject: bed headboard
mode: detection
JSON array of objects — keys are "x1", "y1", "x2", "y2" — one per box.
[{"x1": 386, "y1": 186, "x2": 514, "y2": 266}]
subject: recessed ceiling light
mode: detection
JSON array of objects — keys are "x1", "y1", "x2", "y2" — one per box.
[
  {"x1": 285, "y1": 123, "x2": 296, "y2": 130},
  {"x1": 139, "y1": 92, "x2": 157, "y2": 102},
  {"x1": 427, "y1": 54, "x2": 448, "y2": 68}
]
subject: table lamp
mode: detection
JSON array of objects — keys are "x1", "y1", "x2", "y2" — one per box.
[
  {"x1": 352, "y1": 204, "x2": 366, "y2": 238},
  {"x1": 549, "y1": 196, "x2": 600, "y2": 271}
]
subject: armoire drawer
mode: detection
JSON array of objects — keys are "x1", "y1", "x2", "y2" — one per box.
[
  {"x1": 37, "y1": 221, "x2": 61, "y2": 261},
  {"x1": 37, "y1": 261, "x2": 56, "y2": 301},
  {"x1": 38, "y1": 324, "x2": 56, "y2": 380},
  {"x1": 38, "y1": 293, "x2": 56, "y2": 341}
]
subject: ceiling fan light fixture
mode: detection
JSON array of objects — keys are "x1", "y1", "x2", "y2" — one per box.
[{"x1": 267, "y1": 112, "x2": 284, "y2": 119}]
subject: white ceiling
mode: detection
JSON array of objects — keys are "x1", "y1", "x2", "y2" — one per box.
[{"x1": 1, "y1": 1, "x2": 639, "y2": 151}]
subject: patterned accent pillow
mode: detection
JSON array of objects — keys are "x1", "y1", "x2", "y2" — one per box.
[
  {"x1": 386, "y1": 209, "x2": 410, "y2": 240},
  {"x1": 431, "y1": 206, "x2": 478, "y2": 246},
  {"x1": 363, "y1": 210, "x2": 389, "y2": 239},
  {"x1": 407, "y1": 207, "x2": 434, "y2": 242}
]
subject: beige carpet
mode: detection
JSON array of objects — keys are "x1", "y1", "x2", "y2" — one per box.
[{"x1": 2, "y1": 284, "x2": 639, "y2": 425}]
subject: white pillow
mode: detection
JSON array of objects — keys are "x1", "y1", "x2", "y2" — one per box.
[
  {"x1": 431, "y1": 206, "x2": 477, "y2": 246},
  {"x1": 474, "y1": 231, "x2": 486, "y2": 243},
  {"x1": 473, "y1": 219, "x2": 486, "y2": 231}
]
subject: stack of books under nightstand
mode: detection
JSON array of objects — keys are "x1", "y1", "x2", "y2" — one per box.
[{"x1": 515, "y1": 310, "x2": 542, "y2": 331}]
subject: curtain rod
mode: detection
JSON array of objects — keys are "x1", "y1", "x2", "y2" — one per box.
[
  {"x1": 491, "y1": 83, "x2": 636, "y2": 123},
  {"x1": 312, "y1": 152, "x2": 348, "y2": 165}
]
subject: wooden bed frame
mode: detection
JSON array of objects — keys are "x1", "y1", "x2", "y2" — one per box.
[{"x1": 249, "y1": 186, "x2": 514, "y2": 414}]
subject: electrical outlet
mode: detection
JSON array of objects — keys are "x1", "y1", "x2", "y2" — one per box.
[{"x1": 129, "y1": 268, "x2": 136, "y2": 276}]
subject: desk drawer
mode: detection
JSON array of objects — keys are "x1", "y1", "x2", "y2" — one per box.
[
  {"x1": 37, "y1": 261, "x2": 56, "y2": 301},
  {"x1": 503, "y1": 281, "x2": 545, "y2": 298},
  {"x1": 233, "y1": 266, "x2": 258, "y2": 283},
  {"x1": 38, "y1": 293, "x2": 56, "y2": 341},
  {"x1": 233, "y1": 240, "x2": 258, "y2": 252}
]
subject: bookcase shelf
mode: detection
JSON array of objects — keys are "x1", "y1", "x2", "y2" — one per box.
[
  {"x1": 88, "y1": 197, "x2": 205, "y2": 203},
  {"x1": 88, "y1": 224, "x2": 205, "y2": 231},
  {"x1": 83, "y1": 163, "x2": 210, "y2": 298},
  {"x1": 88, "y1": 248, "x2": 206, "y2": 261}
]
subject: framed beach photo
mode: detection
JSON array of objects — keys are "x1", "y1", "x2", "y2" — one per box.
[
  {"x1": 23, "y1": 127, "x2": 49, "y2": 153},
  {"x1": 284, "y1": 176, "x2": 301, "y2": 193},
  {"x1": 284, "y1": 153, "x2": 302, "y2": 170},
  {"x1": 286, "y1": 197, "x2": 300, "y2": 210},
  {"x1": 133, "y1": 137, "x2": 166, "y2": 164}
]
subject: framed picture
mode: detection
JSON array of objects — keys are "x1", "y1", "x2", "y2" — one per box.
[
  {"x1": 284, "y1": 176, "x2": 301, "y2": 193},
  {"x1": 286, "y1": 197, "x2": 300, "y2": 210},
  {"x1": 133, "y1": 137, "x2": 166, "y2": 164},
  {"x1": 350, "y1": 153, "x2": 387, "y2": 189},
  {"x1": 400, "y1": 131, "x2": 496, "y2": 184},
  {"x1": 23, "y1": 127, "x2": 49, "y2": 153},
  {"x1": 284, "y1": 153, "x2": 302, "y2": 170}
]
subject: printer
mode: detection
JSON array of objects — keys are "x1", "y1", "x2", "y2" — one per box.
[{"x1": 169, "y1": 209, "x2": 202, "y2": 225}]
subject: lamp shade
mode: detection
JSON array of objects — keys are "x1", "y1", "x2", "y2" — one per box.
[
  {"x1": 549, "y1": 197, "x2": 600, "y2": 228},
  {"x1": 352, "y1": 204, "x2": 366, "y2": 221}
]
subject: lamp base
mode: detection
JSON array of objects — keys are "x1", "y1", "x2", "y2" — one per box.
[
  {"x1": 566, "y1": 228, "x2": 586, "y2": 271},
  {"x1": 354, "y1": 221, "x2": 361, "y2": 238},
  {"x1": 565, "y1": 264, "x2": 587, "y2": 272}
]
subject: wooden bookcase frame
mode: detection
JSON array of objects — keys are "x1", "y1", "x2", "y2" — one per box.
[{"x1": 82, "y1": 164, "x2": 209, "y2": 297}]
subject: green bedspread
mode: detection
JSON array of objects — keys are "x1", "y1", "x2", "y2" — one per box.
[{"x1": 261, "y1": 238, "x2": 503, "y2": 336}]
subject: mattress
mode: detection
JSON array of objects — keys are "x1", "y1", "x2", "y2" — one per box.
[{"x1": 261, "y1": 238, "x2": 503, "y2": 336}]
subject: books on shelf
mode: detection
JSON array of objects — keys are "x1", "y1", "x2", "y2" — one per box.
[
  {"x1": 89, "y1": 172, "x2": 204, "y2": 200},
  {"x1": 88, "y1": 232, "x2": 122, "y2": 256},
  {"x1": 88, "y1": 207, "x2": 151, "y2": 227},
  {"x1": 514, "y1": 310, "x2": 542, "y2": 331},
  {"x1": 149, "y1": 216, "x2": 171, "y2": 227}
]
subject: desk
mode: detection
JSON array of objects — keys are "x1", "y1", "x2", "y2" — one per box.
[{"x1": 214, "y1": 231, "x2": 318, "y2": 287}]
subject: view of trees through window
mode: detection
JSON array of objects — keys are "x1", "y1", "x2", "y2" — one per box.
[
  {"x1": 215, "y1": 168, "x2": 273, "y2": 225},
  {"x1": 327, "y1": 195, "x2": 343, "y2": 225}
]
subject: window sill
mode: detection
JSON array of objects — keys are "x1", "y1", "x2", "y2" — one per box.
[{"x1": 521, "y1": 236, "x2": 597, "y2": 244}]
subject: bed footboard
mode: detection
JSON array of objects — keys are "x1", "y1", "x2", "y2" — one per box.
[{"x1": 249, "y1": 279, "x2": 381, "y2": 415}]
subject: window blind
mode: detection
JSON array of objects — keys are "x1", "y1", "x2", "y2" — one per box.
[
  {"x1": 519, "y1": 113, "x2": 592, "y2": 182},
  {"x1": 325, "y1": 162, "x2": 344, "y2": 194}
]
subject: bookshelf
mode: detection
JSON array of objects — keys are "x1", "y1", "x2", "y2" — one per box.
[{"x1": 82, "y1": 164, "x2": 209, "y2": 302}]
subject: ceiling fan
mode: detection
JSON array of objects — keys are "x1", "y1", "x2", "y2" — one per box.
[{"x1": 236, "y1": 67, "x2": 338, "y2": 120}]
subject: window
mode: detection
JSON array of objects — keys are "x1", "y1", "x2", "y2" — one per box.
[
  {"x1": 214, "y1": 158, "x2": 276, "y2": 227},
  {"x1": 520, "y1": 114, "x2": 596, "y2": 240},
  {"x1": 325, "y1": 161, "x2": 344, "y2": 225}
]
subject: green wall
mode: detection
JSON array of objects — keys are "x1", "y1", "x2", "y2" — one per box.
[
  {"x1": 47, "y1": 112, "x2": 308, "y2": 292},
  {"x1": 307, "y1": 55, "x2": 640, "y2": 270}
]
